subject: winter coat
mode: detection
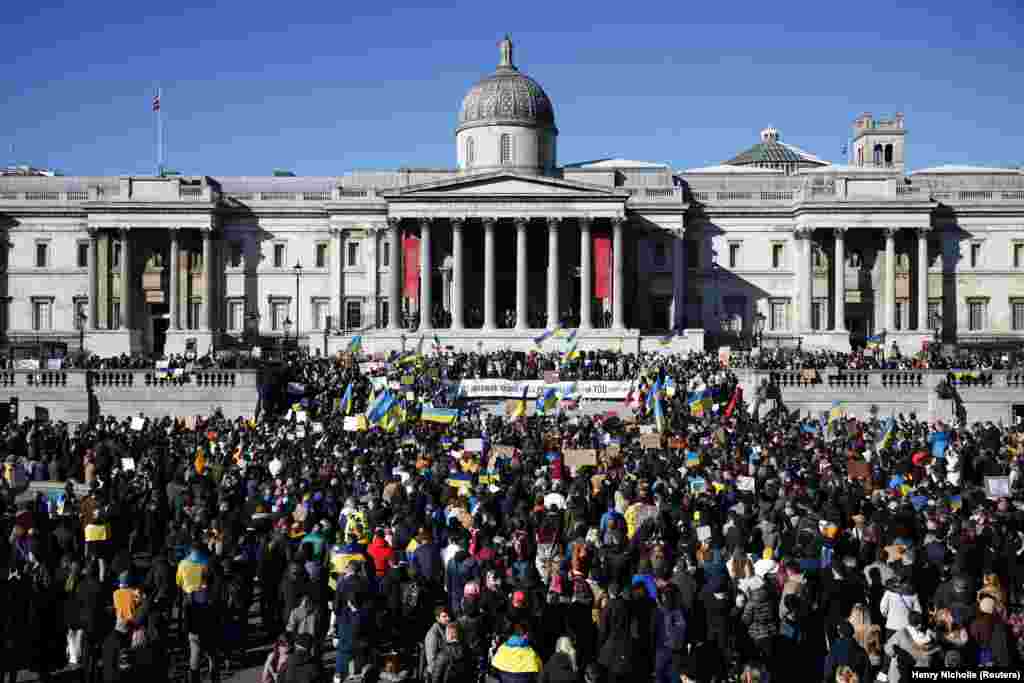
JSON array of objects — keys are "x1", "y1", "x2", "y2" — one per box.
[
  {"x1": 823, "y1": 636, "x2": 871, "y2": 683},
  {"x1": 282, "y1": 647, "x2": 320, "y2": 683},
  {"x1": 424, "y1": 622, "x2": 446, "y2": 676},
  {"x1": 492, "y1": 638, "x2": 543, "y2": 683},
  {"x1": 432, "y1": 641, "x2": 471, "y2": 683},
  {"x1": 367, "y1": 536, "x2": 395, "y2": 577},
  {"x1": 413, "y1": 542, "x2": 443, "y2": 586},
  {"x1": 884, "y1": 628, "x2": 939, "y2": 683},
  {"x1": 539, "y1": 652, "x2": 578, "y2": 683},
  {"x1": 880, "y1": 586, "x2": 921, "y2": 631},
  {"x1": 741, "y1": 587, "x2": 777, "y2": 642},
  {"x1": 598, "y1": 597, "x2": 632, "y2": 674}
]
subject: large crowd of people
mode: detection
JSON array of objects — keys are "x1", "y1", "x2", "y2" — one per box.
[{"x1": 1, "y1": 342, "x2": 1023, "y2": 683}]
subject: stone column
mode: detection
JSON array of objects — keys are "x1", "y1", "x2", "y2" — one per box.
[
  {"x1": 168, "y1": 228, "x2": 180, "y2": 330},
  {"x1": 916, "y1": 228, "x2": 930, "y2": 331},
  {"x1": 88, "y1": 229, "x2": 99, "y2": 330},
  {"x1": 612, "y1": 216, "x2": 626, "y2": 329},
  {"x1": 201, "y1": 228, "x2": 212, "y2": 331},
  {"x1": 833, "y1": 228, "x2": 846, "y2": 331},
  {"x1": 332, "y1": 228, "x2": 343, "y2": 329},
  {"x1": 884, "y1": 227, "x2": 897, "y2": 331},
  {"x1": 515, "y1": 217, "x2": 529, "y2": 330},
  {"x1": 388, "y1": 218, "x2": 402, "y2": 329},
  {"x1": 794, "y1": 228, "x2": 813, "y2": 331},
  {"x1": 546, "y1": 217, "x2": 561, "y2": 328},
  {"x1": 119, "y1": 228, "x2": 131, "y2": 330},
  {"x1": 451, "y1": 218, "x2": 465, "y2": 330},
  {"x1": 579, "y1": 218, "x2": 593, "y2": 329},
  {"x1": 483, "y1": 218, "x2": 497, "y2": 330},
  {"x1": 671, "y1": 231, "x2": 685, "y2": 330},
  {"x1": 419, "y1": 218, "x2": 433, "y2": 331}
]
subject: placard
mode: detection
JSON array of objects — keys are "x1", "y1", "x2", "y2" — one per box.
[
  {"x1": 689, "y1": 477, "x2": 707, "y2": 494},
  {"x1": 639, "y1": 425, "x2": 655, "y2": 434},
  {"x1": 697, "y1": 525, "x2": 712, "y2": 542},
  {"x1": 121, "y1": 457, "x2": 135, "y2": 472},
  {"x1": 563, "y1": 449, "x2": 598, "y2": 468},
  {"x1": 311, "y1": 422, "x2": 324, "y2": 434},
  {"x1": 985, "y1": 476, "x2": 1011, "y2": 499},
  {"x1": 491, "y1": 445, "x2": 516, "y2": 459},
  {"x1": 34, "y1": 406, "x2": 50, "y2": 423},
  {"x1": 343, "y1": 416, "x2": 361, "y2": 432},
  {"x1": 454, "y1": 379, "x2": 632, "y2": 400},
  {"x1": 15, "y1": 359, "x2": 39, "y2": 370},
  {"x1": 47, "y1": 358, "x2": 63, "y2": 370},
  {"x1": 295, "y1": 410, "x2": 307, "y2": 424},
  {"x1": 544, "y1": 370, "x2": 560, "y2": 385},
  {"x1": 463, "y1": 438, "x2": 483, "y2": 453},
  {"x1": 130, "y1": 416, "x2": 145, "y2": 431},
  {"x1": 736, "y1": 476, "x2": 756, "y2": 492},
  {"x1": 640, "y1": 433, "x2": 662, "y2": 449},
  {"x1": 401, "y1": 375, "x2": 414, "y2": 385},
  {"x1": 801, "y1": 369, "x2": 818, "y2": 381},
  {"x1": 718, "y1": 347, "x2": 731, "y2": 368}
]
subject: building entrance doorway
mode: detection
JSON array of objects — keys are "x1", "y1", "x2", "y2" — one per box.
[
  {"x1": 149, "y1": 303, "x2": 170, "y2": 356},
  {"x1": 1014, "y1": 404, "x2": 1024, "y2": 427}
]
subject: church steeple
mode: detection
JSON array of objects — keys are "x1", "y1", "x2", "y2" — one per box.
[{"x1": 498, "y1": 34, "x2": 515, "y2": 70}]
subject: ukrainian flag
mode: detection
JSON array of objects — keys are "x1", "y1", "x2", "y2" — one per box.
[
  {"x1": 828, "y1": 400, "x2": 845, "y2": 430},
  {"x1": 536, "y1": 387, "x2": 558, "y2": 415},
  {"x1": 447, "y1": 473, "x2": 473, "y2": 492},
  {"x1": 658, "y1": 331, "x2": 674, "y2": 347},
  {"x1": 880, "y1": 416, "x2": 896, "y2": 449},
  {"x1": 654, "y1": 394, "x2": 667, "y2": 433},
  {"x1": 646, "y1": 377, "x2": 662, "y2": 413},
  {"x1": 421, "y1": 407, "x2": 459, "y2": 425},
  {"x1": 340, "y1": 382, "x2": 354, "y2": 415},
  {"x1": 347, "y1": 335, "x2": 363, "y2": 354},
  {"x1": 510, "y1": 385, "x2": 529, "y2": 418},
  {"x1": 562, "y1": 339, "x2": 581, "y2": 363},
  {"x1": 366, "y1": 390, "x2": 397, "y2": 425},
  {"x1": 866, "y1": 333, "x2": 885, "y2": 350},
  {"x1": 688, "y1": 389, "x2": 711, "y2": 417},
  {"x1": 534, "y1": 326, "x2": 560, "y2": 346},
  {"x1": 663, "y1": 376, "x2": 676, "y2": 398},
  {"x1": 949, "y1": 495, "x2": 962, "y2": 511}
]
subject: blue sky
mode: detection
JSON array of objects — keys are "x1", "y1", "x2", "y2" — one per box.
[{"x1": 2, "y1": 0, "x2": 1021, "y2": 176}]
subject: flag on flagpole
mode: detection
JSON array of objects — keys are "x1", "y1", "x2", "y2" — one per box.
[
  {"x1": 421, "y1": 407, "x2": 459, "y2": 425},
  {"x1": 340, "y1": 382, "x2": 354, "y2": 415},
  {"x1": 723, "y1": 386, "x2": 741, "y2": 418},
  {"x1": 536, "y1": 387, "x2": 558, "y2": 415},
  {"x1": 510, "y1": 385, "x2": 529, "y2": 419},
  {"x1": 658, "y1": 331, "x2": 674, "y2": 347}
]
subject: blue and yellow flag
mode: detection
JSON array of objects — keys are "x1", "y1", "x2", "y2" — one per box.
[
  {"x1": 340, "y1": 382, "x2": 354, "y2": 415},
  {"x1": 347, "y1": 335, "x2": 362, "y2": 354},
  {"x1": 654, "y1": 394, "x2": 667, "y2": 433},
  {"x1": 866, "y1": 333, "x2": 885, "y2": 350},
  {"x1": 663, "y1": 376, "x2": 676, "y2": 398},
  {"x1": 658, "y1": 331, "x2": 674, "y2": 347},
  {"x1": 688, "y1": 389, "x2": 711, "y2": 417},
  {"x1": 510, "y1": 385, "x2": 529, "y2": 419},
  {"x1": 646, "y1": 377, "x2": 662, "y2": 413},
  {"x1": 828, "y1": 400, "x2": 845, "y2": 430},
  {"x1": 880, "y1": 416, "x2": 896, "y2": 449},
  {"x1": 533, "y1": 325, "x2": 561, "y2": 346},
  {"x1": 536, "y1": 387, "x2": 558, "y2": 415},
  {"x1": 366, "y1": 390, "x2": 397, "y2": 425},
  {"x1": 421, "y1": 407, "x2": 459, "y2": 425}
]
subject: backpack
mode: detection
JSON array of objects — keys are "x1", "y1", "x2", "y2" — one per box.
[
  {"x1": 661, "y1": 607, "x2": 687, "y2": 651},
  {"x1": 401, "y1": 580, "x2": 422, "y2": 617}
]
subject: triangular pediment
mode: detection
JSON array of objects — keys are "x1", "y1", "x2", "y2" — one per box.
[{"x1": 380, "y1": 171, "x2": 625, "y2": 198}]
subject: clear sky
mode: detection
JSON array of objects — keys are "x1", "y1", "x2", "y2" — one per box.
[{"x1": 2, "y1": 0, "x2": 1022, "y2": 176}]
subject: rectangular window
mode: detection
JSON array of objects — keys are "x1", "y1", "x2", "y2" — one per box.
[
  {"x1": 0, "y1": 300, "x2": 8, "y2": 332},
  {"x1": 927, "y1": 300, "x2": 942, "y2": 330},
  {"x1": 228, "y1": 243, "x2": 242, "y2": 268},
  {"x1": 1014, "y1": 244, "x2": 1023, "y2": 269},
  {"x1": 653, "y1": 243, "x2": 667, "y2": 268},
  {"x1": 112, "y1": 242, "x2": 121, "y2": 269},
  {"x1": 968, "y1": 300, "x2": 987, "y2": 331},
  {"x1": 189, "y1": 250, "x2": 203, "y2": 273},
  {"x1": 970, "y1": 243, "x2": 981, "y2": 268},
  {"x1": 378, "y1": 299, "x2": 390, "y2": 328},
  {"x1": 227, "y1": 301, "x2": 244, "y2": 331},
  {"x1": 771, "y1": 244, "x2": 784, "y2": 269},
  {"x1": 811, "y1": 300, "x2": 825, "y2": 331},
  {"x1": 32, "y1": 299, "x2": 52, "y2": 330},
  {"x1": 728, "y1": 243, "x2": 740, "y2": 269},
  {"x1": 74, "y1": 299, "x2": 87, "y2": 329},
  {"x1": 273, "y1": 243, "x2": 285, "y2": 268},
  {"x1": 347, "y1": 241, "x2": 360, "y2": 267},
  {"x1": 0, "y1": 245, "x2": 7, "y2": 271},
  {"x1": 686, "y1": 241, "x2": 698, "y2": 269},
  {"x1": 813, "y1": 247, "x2": 824, "y2": 269},
  {"x1": 382, "y1": 242, "x2": 390, "y2": 268},
  {"x1": 346, "y1": 300, "x2": 362, "y2": 329},
  {"x1": 35, "y1": 242, "x2": 49, "y2": 268},
  {"x1": 312, "y1": 300, "x2": 329, "y2": 330},
  {"x1": 895, "y1": 300, "x2": 908, "y2": 330},
  {"x1": 770, "y1": 301, "x2": 788, "y2": 331},
  {"x1": 110, "y1": 301, "x2": 120, "y2": 330},
  {"x1": 270, "y1": 302, "x2": 288, "y2": 331},
  {"x1": 77, "y1": 242, "x2": 89, "y2": 268},
  {"x1": 186, "y1": 301, "x2": 201, "y2": 330},
  {"x1": 1012, "y1": 301, "x2": 1024, "y2": 331},
  {"x1": 315, "y1": 243, "x2": 328, "y2": 268}
]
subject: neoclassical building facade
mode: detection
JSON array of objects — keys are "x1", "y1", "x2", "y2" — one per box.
[{"x1": 1, "y1": 36, "x2": 1023, "y2": 356}]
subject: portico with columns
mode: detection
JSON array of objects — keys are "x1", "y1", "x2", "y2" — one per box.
[{"x1": 792, "y1": 206, "x2": 935, "y2": 350}]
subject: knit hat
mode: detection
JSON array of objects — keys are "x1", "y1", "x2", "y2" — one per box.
[{"x1": 512, "y1": 590, "x2": 526, "y2": 608}]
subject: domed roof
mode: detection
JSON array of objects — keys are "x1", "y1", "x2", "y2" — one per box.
[
  {"x1": 724, "y1": 128, "x2": 829, "y2": 167},
  {"x1": 457, "y1": 36, "x2": 556, "y2": 132}
]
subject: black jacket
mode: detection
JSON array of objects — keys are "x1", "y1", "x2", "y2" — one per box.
[{"x1": 540, "y1": 652, "x2": 579, "y2": 683}]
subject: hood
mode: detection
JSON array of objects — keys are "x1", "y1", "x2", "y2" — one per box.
[{"x1": 370, "y1": 537, "x2": 391, "y2": 551}]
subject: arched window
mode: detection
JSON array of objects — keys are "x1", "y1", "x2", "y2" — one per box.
[
  {"x1": 465, "y1": 137, "x2": 475, "y2": 167},
  {"x1": 873, "y1": 144, "x2": 883, "y2": 166},
  {"x1": 500, "y1": 133, "x2": 512, "y2": 165},
  {"x1": 884, "y1": 144, "x2": 894, "y2": 166}
]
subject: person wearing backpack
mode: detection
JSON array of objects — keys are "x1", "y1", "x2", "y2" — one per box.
[
  {"x1": 654, "y1": 586, "x2": 687, "y2": 683},
  {"x1": 183, "y1": 566, "x2": 220, "y2": 683},
  {"x1": 740, "y1": 576, "x2": 777, "y2": 674}
]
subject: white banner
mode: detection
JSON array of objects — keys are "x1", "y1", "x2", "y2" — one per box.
[{"x1": 454, "y1": 380, "x2": 632, "y2": 400}]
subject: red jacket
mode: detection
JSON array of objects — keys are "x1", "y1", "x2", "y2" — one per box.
[{"x1": 367, "y1": 536, "x2": 394, "y2": 577}]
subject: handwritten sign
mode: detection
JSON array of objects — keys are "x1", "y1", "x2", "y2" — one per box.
[
  {"x1": 736, "y1": 476, "x2": 756, "y2": 492},
  {"x1": 544, "y1": 370, "x2": 560, "y2": 385},
  {"x1": 986, "y1": 476, "x2": 1011, "y2": 499},
  {"x1": 491, "y1": 445, "x2": 517, "y2": 459},
  {"x1": 563, "y1": 449, "x2": 598, "y2": 468},
  {"x1": 463, "y1": 438, "x2": 483, "y2": 453},
  {"x1": 801, "y1": 369, "x2": 818, "y2": 382},
  {"x1": 697, "y1": 525, "x2": 712, "y2": 542},
  {"x1": 131, "y1": 416, "x2": 145, "y2": 431},
  {"x1": 640, "y1": 434, "x2": 662, "y2": 449}
]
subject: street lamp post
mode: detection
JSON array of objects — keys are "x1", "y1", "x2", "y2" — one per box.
[
  {"x1": 754, "y1": 312, "x2": 766, "y2": 348},
  {"x1": 293, "y1": 261, "x2": 303, "y2": 348},
  {"x1": 78, "y1": 311, "x2": 87, "y2": 356}
]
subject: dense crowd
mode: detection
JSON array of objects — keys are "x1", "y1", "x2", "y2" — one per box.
[{"x1": 1, "y1": 345, "x2": 1023, "y2": 683}]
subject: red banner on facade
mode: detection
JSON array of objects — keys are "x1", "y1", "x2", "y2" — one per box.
[
  {"x1": 593, "y1": 233, "x2": 611, "y2": 298},
  {"x1": 403, "y1": 234, "x2": 420, "y2": 299}
]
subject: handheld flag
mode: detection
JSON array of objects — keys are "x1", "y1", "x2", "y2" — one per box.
[
  {"x1": 880, "y1": 416, "x2": 896, "y2": 449},
  {"x1": 536, "y1": 387, "x2": 558, "y2": 415},
  {"x1": 421, "y1": 407, "x2": 459, "y2": 425},
  {"x1": 340, "y1": 382, "x2": 354, "y2": 415},
  {"x1": 688, "y1": 389, "x2": 711, "y2": 417},
  {"x1": 366, "y1": 390, "x2": 397, "y2": 425},
  {"x1": 866, "y1": 333, "x2": 885, "y2": 351},
  {"x1": 534, "y1": 325, "x2": 561, "y2": 346},
  {"x1": 348, "y1": 335, "x2": 363, "y2": 354},
  {"x1": 723, "y1": 386, "x2": 742, "y2": 418},
  {"x1": 828, "y1": 400, "x2": 845, "y2": 431},
  {"x1": 658, "y1": 331, "x2": 674, "y2": 347},
  {"x1": 646, "y1": 377, "x2": 662, "y2": 413},
  {"x1": 510, "y1": 385, "x2": 529, "y2": 419}
]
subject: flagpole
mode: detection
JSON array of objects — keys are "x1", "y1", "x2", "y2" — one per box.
[{"x1": 156, "y1": 86, "x2": 163, "y2": 176}]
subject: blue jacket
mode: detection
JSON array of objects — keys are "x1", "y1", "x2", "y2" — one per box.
[{"x1": 413, "y1": 542, "x2": 443, "y2": 585}]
